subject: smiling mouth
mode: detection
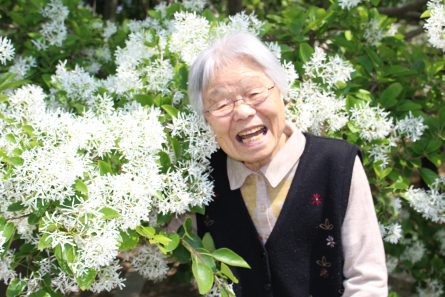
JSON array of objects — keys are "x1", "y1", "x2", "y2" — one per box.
[{"x1": 236, "y1": 126, "x2": 268, "y2": 144}]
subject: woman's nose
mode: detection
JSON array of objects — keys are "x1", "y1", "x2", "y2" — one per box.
[{"x1": 232, "y1": 98, "x2": 256, "y2": 121}]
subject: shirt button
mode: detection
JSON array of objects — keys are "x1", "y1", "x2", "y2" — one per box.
[
  {"x1": 264, "y1": 283, "x2": 272, "y2": 291},
  {"x1": 261, "y1": 251, "x2": 267, "y2": 258}
]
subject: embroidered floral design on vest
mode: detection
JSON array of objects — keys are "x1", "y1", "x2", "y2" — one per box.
[
  {"x1": 204, "y1": 215, "x2": 214, "y2": 227},
  {"x1": 319, "y1": 218, "x2": 334, "y2": 230},
  {"x1": 316, "y1": 256, "x2": 332, "y2": 279},
  {"x1": 311, "y1": 193, "x2": 323, "y2": 205},
  {"x1": 326, "y1": 235, "x2": 336, "y2": 247}
]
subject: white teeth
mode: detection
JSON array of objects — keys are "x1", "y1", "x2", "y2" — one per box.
[{"x1": 238, "y1": 126, "x2": 264, "y2": 136}]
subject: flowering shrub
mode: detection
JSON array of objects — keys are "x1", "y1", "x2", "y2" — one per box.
[{"x1": 0, "y1": 0, "x2": 444, "y2": 296}]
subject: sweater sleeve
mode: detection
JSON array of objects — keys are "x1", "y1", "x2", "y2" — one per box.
[{"x1": 342, "y1": 156, "x2": 388, "y2": 297}]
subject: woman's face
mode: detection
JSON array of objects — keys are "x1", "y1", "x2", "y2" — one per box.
[{"x1": 203, "y1": 58, "x2": 287, "y2": 170}]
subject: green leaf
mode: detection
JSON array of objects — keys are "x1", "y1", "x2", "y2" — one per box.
[
  {"x1": 157, "y1": 212, "x2": 173, "y2": 225},
  {"x1": 2, "y1": 222, "x2": 15, "y2": 241},
  {"x1": 420, "y1": 168, "x2": 439, "y2": 186},
  {"x1": 136, "y1": 225, "x2": 156, "y2": 239},
  {"x1": 75, "y1": 268, "x2": 97, "y2": 290},
  {"x1": 98, "y1": 160, "x2": 112, "y2": 175},
  {"x1": 9, "y1": 157, "x2": 24, "y2": 166},
  {"x1": 74, "y1": 179, "x2": 87, "y2": 195},
  {"x1": 134, "y1": 94, "x2": 154, "y2": 106},
  {"x1": 158, "y1": 151, "x2": 171, "y2": 172},
  {"x1": 165, "y1": 233, "x2": 181, "y2": 251},
  {"x1": 118, "y1": 229, "x2": 139, "y2": 250},
  {"x1": 99, "y1": 207, "x2": 120, "y2": 219},
  {"x1": 162, "y1": 104, "x2": 179, "y2": 118},
  {"x1": 379, "y1": 83, "x2": 402, "y2": 108},
  {"x1": 202, "y1": 232, "x2": 215, "y2": 252},
  {"x1": 38, "y1": 233, "x2": 53, "y2": 251},
  {"x1": 7, "y1": 202, "x2": 25, "y2": 212},
  {"x1": 6, "y1": 279, "x2": 26, "y2": 297},
  {"x1": 192, "y1": 260, "x2": 214, "y2": 294},
  {"x1": 299, "y1": 43, "x2": 314, "y2": 64},
  {"x1": 220, "y1": 262, "x2": 239, "y2": 284},
  {"x1": 420, "y1": 10, "x2": 431, "y2": 18},
  {"x1": 29, "y1": 290, "x2": 52, "y2": 297},
  {"x1": 211, "y1": 248, "x2": 251, "y2": 269}
]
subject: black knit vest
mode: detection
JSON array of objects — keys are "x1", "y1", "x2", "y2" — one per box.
[{"x1": 197, "y1": 134, "x2": 359, "y2": 297}]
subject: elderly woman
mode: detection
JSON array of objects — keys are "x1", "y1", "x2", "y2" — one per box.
[{"x1": 187, "y1": 32, "x2": 387, "y2": 297}]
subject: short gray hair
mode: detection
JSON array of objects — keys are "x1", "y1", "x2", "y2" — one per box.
[{"x1": 187, "y1": 32, "x2": 288, "y2": 114}]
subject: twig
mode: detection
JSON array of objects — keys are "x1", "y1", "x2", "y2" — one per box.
[{"x1": 378, "y1": 0, "x2": 428, "y2": 17}]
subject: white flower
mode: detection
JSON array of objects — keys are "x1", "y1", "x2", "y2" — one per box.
[
  {"x1": 169, "y1": 12, "x2": 211, "y2": 65},
  {"x1": 51, "y1": 61, "x2": 100, "y2": 104},
  {"x1": 0, "y1": 231, "x2": 6, "y2": 253},
  {"x1": 216, "y1": 11, "x2": 264, "y2": 37},
  {"x1": 39, "y1": 0, "x2": 69, "y2": 47},
  {"x1": 142, "y1": 59, "x2": 175, "y2": 94},
  {"x1": 424, "y1": 0, "x2": 445, "y2": 51},
  {"x1": 130, "y1": 244, "x2": 169, "y2": 281},
  {"x1": 0, "y1": 250, "x2": 18, "y2": 284},
  {"x1": 369, "y1": 144, "x2": 392, "y2": 169},
  {"x1": 303, "y1": 47, "x2": 354, "y2": 87},
  {"x1": 406, "y1": 177, "x2": 445, "y2": 223},
  {"x1": 401, "y1": 241, "x2": 426, "y2": 263},
  {"x1": 89, "y1": 260, "x2": 126, "y2": 293},
  {"x1": 395, "y1": 112, "x2": 427, "y2": 142},
  {"x1": 9, "y1": 56, "x2": 37, "y2": 79},
  {"x1": 286, "y1": 81, "x2": 348, "y2": 134},
  {"x1": 364, "y1": 18, "x2": 384, "y2": 46},
  {"x1": 338, "y1": 0, "x2": 362, "y2": 10},
  {"x1": 417, "y1": 279, "x2": 444, "y2": 297},
  {"x1": 102, "y1": 20, "x2": 117, "y2": 41},
  {"x1": 436, "y1": 229, "x2": 445, "y2": 256},
  {"x1": 282, "y1": 60, "x2": 299, "y2": 88},
  {"x1": 182, "y1": 0, "x2": 207, "y2": 12},
  {"x1": 267, "y1": 41, "x2": 282, "y2": 60},
  {"x1": 386, "y1": 255, "x2": 398, "y2": 274},
  {"x1": 349, "y1": 102, "x2": 394, "y2": 141},
  {"x1": 383, "y1": 223, "x2": 402, "y2": 244},
  {"x1": 51, "y1": 270, "x2": 79, "y2": 294},
  {"x1": 0, "y1": 36, "x2": 15, "y2": 65}
]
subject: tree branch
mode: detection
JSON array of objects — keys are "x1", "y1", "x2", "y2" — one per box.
[{"x1": 378, "y1": 0, "x2": 427, "y2": 18}]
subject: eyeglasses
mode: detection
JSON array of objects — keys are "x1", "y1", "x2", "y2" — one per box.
[{"x1": 204, "y1": 83, "x2": 275, "y2": 117}]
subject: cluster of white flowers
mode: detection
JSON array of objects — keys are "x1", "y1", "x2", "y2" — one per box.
[
  {"x1": 338, "y1": 0, "x2": 363, "y2": 10},
  {"x1": 0, "y1": 36, "x2": 15, "y2": 65},
  {"x1": 129, "y1": 244, "x2": 169, "y2": 281},
  {"x1": 424, "y1": 0, "x2": 445, "y2": 51},
  {"x1": 303, "y1": 47, "x2": 354, "y2": 87},
  {"x1": 406, "y1": 177, "x2": 445, "y2": 223},
  {"x1": 51, "y1": 61, "x2": 101, "y2": 105},
  {"x1": 102, "y1": 20, "x2": 117, "y2": 41},
  {"x1": 369, "y1": 143, "x2": 393, "y2": 169},
  {"x1": 9, "y1": 56, "x2": 37, "y2": 79},
  {"x1": 89, "y1": 260, "x2": 126, "y2": 293},
  {"x1": 349, "y1": 102, "x2": 394, "y2": 141},
  {"x1": 0, "y1": 231, "x2": 6, "y2": 253},
  {"x1": 436, "y1": 229, "x2": 445, "y2": 255},
  {"x1": 182, "y1": 0, "x2": 207, "y2": 12},
  {"x1": 364, "y1": 18, "x2": 384, "y2": 46},
  {"x1": 417, "y1": 279, "x2": 444, "y2": 297},
  {"x1": 169, "y1": 12, "x2": 211, "y2": 65},
  {"x1": 286, "y1": 81, "x2": 348, "y2": 134},
  {"x1": 380, "y1": 222, "x2": 402, "y2": 244},
  {"x1": 38, "y1": 0, "x2": 69, "y2": 47},
  {"x1": 0, "y1": 251, "x2": 17, "y2": 284},
  {"x1": 142, "y1": 59, "x2": 175, "y2": 94},
  {"x1": 395, "y1": 112, "x2": 427, "y2": 142},
  {"x1": 401, "y1": 240, "x2": 426, "y2": 263}
]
